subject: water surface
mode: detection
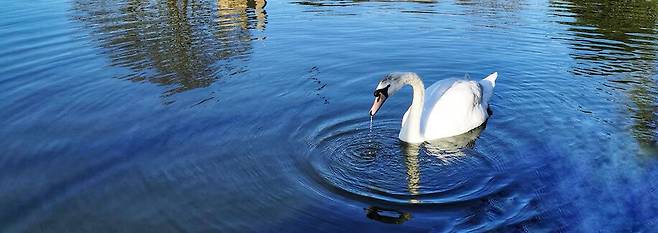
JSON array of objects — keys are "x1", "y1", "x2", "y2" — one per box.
[{"x1": 1, "y1": 0, "x2": 658, "y2": 232}]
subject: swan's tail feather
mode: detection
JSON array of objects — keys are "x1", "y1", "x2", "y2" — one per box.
[
  {"x1": 482, "y1": 72, "x2": 497, "y2": 87},
  {"x1": 478, "y1": 72, "x2": 497, "y2": 104}
]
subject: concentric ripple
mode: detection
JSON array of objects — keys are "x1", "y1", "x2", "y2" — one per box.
[{"x1": 302, "y1": 116, "x2": 512, "y2": 205}]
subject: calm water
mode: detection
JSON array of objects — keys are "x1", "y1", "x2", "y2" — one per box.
[{"x1": 1, "y1": 0, "x2": 658, "y2": 232}]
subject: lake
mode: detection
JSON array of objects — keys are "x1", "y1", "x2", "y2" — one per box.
[{"x1": 1, "y1": 0, "x2": 657, "y2": 232}]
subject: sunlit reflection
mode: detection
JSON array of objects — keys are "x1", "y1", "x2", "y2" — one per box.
[{"x1": 219, "y1": 0, "x2": 267, "y2": 30}]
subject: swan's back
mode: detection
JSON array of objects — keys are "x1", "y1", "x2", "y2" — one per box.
[{"x1": 421, "y1": 78, "x2": 489, "y2": 139}]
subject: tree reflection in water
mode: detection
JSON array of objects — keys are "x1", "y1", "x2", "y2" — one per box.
[
  {"x1": 71, "y1": 0, "x2": 267, "y2": 96},
  {"x1": 551, "y1": 0, "x2": 658, "y2": 154}
]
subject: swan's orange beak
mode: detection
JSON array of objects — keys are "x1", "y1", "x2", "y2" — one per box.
[{"x1": 369, "y1": 93, "x2": 387, "y2": 116}]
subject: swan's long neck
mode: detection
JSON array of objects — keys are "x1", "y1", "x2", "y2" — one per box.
[{"x1": 399, "y1": 73, "x2": 425, "y2": 143}]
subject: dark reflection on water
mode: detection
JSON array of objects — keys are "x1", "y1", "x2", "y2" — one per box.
[
  {"x1": 71, "y1": 0, "x2": 267, "y2": 96},
  {"x1": 551, "y1": 0, "x2": 658, "y2": 153},
  {"x1": 292, "y1": 0, "x2": 439, "y2": 15}
]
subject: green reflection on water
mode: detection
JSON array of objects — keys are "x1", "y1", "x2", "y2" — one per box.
[{"x1": 552, "y1": 0, "x2": 658, "y2": 153}]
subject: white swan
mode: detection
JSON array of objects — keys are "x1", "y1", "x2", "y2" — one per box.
[{"x1": 369, "y1": 72, "x2": 498, "y2": 143}]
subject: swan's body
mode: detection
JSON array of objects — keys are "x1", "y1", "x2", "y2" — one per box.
[{"x1": 370, "y1": 72, "x2": 498, "y2": 143}]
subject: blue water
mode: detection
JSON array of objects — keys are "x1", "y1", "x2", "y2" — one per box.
[{"x1": 1, "y1": 0, "x2": 657, "y2": 232}]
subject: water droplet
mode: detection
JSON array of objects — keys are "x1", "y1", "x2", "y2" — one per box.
[{"x1": 369, "y1": 115, "x2": 374, "y2": 132}]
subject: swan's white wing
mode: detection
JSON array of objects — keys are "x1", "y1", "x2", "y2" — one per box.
[
  {"x1": 423, "y1": 78, "x2": 462, "y2": 108},
  {"x1": 421, "y1": 79, "x2": 488, "y2": 140}
]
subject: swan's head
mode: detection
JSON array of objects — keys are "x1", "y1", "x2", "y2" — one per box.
[{"x1": 369, "y1": 73, "x2": 406, "y2": 116}]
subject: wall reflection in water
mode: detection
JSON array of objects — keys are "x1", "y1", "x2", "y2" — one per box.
[
  {"x1": 551, "y1": 0, "x2": 658, "y2": 152},
  {"x1": 72, "y1": 0, "x2": 267, "y2": 95}
]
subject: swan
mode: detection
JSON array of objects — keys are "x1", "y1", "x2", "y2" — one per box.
[{"x1": 369, "y1": 72, "x2": 498, "y2": 143}]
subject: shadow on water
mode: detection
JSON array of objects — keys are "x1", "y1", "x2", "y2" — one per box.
[
  {"x1": 364, "y1": 206, "x2": 411, "y2": 224},
  {"x1": 71, "y1": 0, "x2": 267, "y2": 96},
  {"x1": 551, "y1": 0, "x2": 658, "y2": 155}
]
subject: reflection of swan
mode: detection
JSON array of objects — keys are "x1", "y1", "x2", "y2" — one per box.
[
  {"x1": 424, "y1": 122, "x2": 486, "y2": 155},
  {"x1": 399, "y1": 126, "x2": 485, "y2": 200},
  {"x1": 400, "y1": 142, "x2": 422, "y2": 197},
  {"x1": 369, "y1": 72, "x2": 497, "y2": 143}
]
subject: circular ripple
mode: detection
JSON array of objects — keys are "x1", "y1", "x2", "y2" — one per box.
[{"x1": 304, "y1": 116, "x2": 510, "y2": 205}]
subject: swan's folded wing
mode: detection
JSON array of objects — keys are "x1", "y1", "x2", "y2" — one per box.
[
  {"x1": 422, "y1": 78, "x2": 460, "y2": 111},
  {"x1": 422, "y1": 80, "x2": 487, "y2": 139}
]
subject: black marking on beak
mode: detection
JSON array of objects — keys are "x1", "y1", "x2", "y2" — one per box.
[{"x1": 373, "y1": 84, "x2": 390, "y2": 98}]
